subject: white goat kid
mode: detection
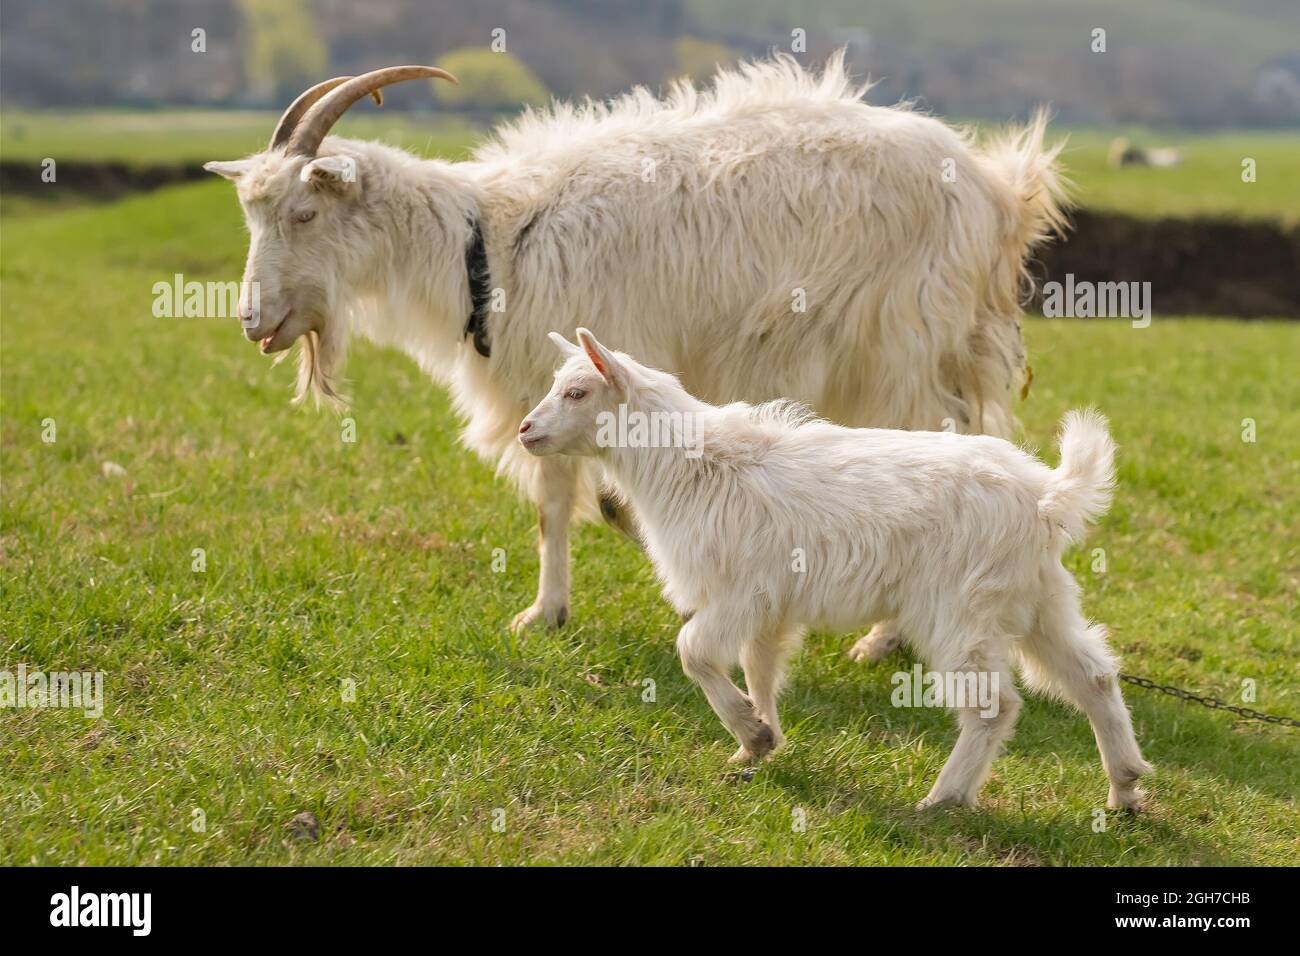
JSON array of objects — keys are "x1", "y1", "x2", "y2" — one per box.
[
  {"x1": 521, "y1": 330, "x2": 1152, "y2": 811},
  {"x1": 204, "y1": 57, "x2": 1067, "y2": 639}
]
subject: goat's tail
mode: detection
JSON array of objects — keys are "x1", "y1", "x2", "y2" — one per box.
[
  {"x1": 946, "y1": 110, "x2": 1069, "y2": 438},
  {"x1": 978, "y1": 108, "x2": 1071, "y2": 258},
  {"x1": 1039, "y1": 409, "x2": 1115, "y2": 547}
]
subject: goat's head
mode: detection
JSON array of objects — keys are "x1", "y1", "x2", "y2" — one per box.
[
  {"x1": 205, "y1": 67, "x2": 457, "y2": 402},
  {"x1": 520, "y1": 330, "x2": 634, "y2": 457}
]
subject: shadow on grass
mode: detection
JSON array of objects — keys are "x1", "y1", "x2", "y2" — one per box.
[
  {"x1": 752, "y1": 753, "x2": 1243, "y2": 865},
  {"x1": 801, "y1": 649, "x2": 1300, "y2": 804}
]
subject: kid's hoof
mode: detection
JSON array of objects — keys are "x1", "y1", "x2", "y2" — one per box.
[
  {"x1": 1107, "y1": 785, "x2": 1148, "y2": 813},
  {"x1": 729, "y1": 728, "x2": 784, "y2": 766},
  {"x1": 744, "y1": 721, "x2": 777, "y2": 761},
  {"x1": 729, "y1": 745, "x2": 756, "y2": 765}
]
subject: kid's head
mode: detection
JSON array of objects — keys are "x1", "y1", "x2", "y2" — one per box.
[{"x1": 518, "y1": 329, "x2": 632, "y2": 458}]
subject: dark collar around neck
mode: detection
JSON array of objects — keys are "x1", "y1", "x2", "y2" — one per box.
[{"x1": 463, "y1": 216, "x2": 492, "y2": 358}]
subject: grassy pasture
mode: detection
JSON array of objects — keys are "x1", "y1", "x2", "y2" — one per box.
[
  {"x1": 1, "y1": 172, "x2": 1297, "y2": 865},
  {"x1": 1053, "y1": 127, "x2": 1300, "y2": 222},
  {"x1": 0, "y1": 108, "x2": 481, "y2": 165}
]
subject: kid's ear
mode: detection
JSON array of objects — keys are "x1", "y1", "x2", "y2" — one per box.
[
  {"x1": 576, "y1": 327, "x2": 625, "y2": 388},
  {"x1": 203, "y1": 159, "x2": 252, "y2": 181},
  {"x1": 548, "y1": 331, "x2": 582, "y2": 358},
  {"x1": 300, "y1": 155, "x2": 359, "y2": 193}
]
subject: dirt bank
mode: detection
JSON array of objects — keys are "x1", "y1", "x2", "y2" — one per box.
[
  {"x1": 1032, "y1": 209, "x2": 1299, "y2": 319},
  {"x1": 0, "y1": 159, "x2": 207, "y2": 201}
]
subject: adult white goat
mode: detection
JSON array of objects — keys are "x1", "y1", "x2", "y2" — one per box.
[
  {"x1": 204, "y1": 55, "x2": 1068, "y2": 639},
  {"x1": 520, "y1": 329, "x2": 1151, "y2": 810}
]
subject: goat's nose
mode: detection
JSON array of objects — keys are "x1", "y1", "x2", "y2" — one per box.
[{"x1": 519, "y1": 420, "x2": 532, "y2": 435}]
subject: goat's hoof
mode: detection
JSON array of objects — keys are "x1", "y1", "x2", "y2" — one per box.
[
  {"x1": 509, "y1": 602, "x2": 568, "y2": 634},
  {"x1": 916, "y1": 791, "x2": 976, "y2": 811},
  {"x1": 848, "y1": 623, "x2": 903, "y2": 663}
]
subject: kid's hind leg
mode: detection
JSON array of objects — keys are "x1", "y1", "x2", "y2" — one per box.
[
  {"x1": 918, "y1": 642, "x2": 1022, "y2": 810},
  {"x1": 677, "y1": 607, "x2": 775, "y2": 763},
  {"x1": 1019, "y1": 568, "x2": 1152, "y2": 811}
]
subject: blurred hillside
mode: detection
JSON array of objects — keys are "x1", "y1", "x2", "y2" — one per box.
[
  {"x1": 694, "y1": 0, "x2": 1300, "y2": 125},
  {"x1": 2, "y1": 0, "x2": 1297, "y2": 127}
]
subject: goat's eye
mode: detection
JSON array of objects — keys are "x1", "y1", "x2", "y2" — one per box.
[
  {"x1": 564, "y1": 388, "x2": 587, "y2": 401},
  {"x1": 293, "y1": 209, "x2": 316, "y2": 224}
]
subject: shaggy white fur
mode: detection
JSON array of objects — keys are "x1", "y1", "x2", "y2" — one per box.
[
  {"x1": 522, "y1": 330, "x2": 1152, "y2": 810},
  {"x1": 205, "y1": 53, "x2": 1068, "y2": 634}
]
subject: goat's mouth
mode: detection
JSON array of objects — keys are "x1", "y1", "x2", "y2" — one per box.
[
  {"x1": 519, "y1": 433, "x2": 549, "y2": 452},
  {"x1": 257, "y1": 309, "x2": 297, "y2": 354}
]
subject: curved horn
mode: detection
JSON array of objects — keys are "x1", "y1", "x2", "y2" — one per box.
[
  {"x1": 270, "y1": 77, "x2": 387, "y2": 150},
  {"x1": 286, "y1": 65, "x2": 458, "y2": 157}
]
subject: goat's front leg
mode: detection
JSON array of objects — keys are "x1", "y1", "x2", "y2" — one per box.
[
  {"x1": 597, "y1": 478, "x2": 641, "y2": 544},
  {"x1": 510, "y1": 456, "x2": 577, "y2": 633},
  {"x1": 677, "y1": 607, "x2": 775, "y2": 762}
]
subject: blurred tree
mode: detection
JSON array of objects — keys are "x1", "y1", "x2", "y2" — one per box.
[
  {"x1": 238, "y1": 0, "x2": 327, "y2": 102},
  {"x1": 432, "y1": 47, "x2": 549, "y2": 110},
  {"x1": 670, "y1": 36, "x2": 738, "y2": 86}
]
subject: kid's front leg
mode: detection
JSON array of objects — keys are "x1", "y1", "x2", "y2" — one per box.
[{"x1": 676, "y1": 608, "x2": 775, "y2": 762}]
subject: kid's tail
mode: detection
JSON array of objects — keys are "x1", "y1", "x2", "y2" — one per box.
[{"x1": 1039, "y1": 409, "x2": 1115, "y2": 546}]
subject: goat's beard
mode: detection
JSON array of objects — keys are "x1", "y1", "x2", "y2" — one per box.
[{"x1": 280, "y1": 323, "x2": 348, "y2": 409}]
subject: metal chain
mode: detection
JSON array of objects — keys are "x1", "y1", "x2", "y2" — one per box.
[{"x1": 1120, "y1": 673, "x2": 1300, "y2": 728}]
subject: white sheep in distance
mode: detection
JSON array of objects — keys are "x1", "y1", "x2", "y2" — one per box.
[
  {"x1": 520, "y1": 329, "x2": 1152, "y2": 810},
  {"x1": 204, "y1": 55, "x2": 1069, "y2": 639}
]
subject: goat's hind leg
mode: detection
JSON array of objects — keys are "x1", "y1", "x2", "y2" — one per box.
[{"x1": 848, "y1": 620, "x2": 905, "y2": 662}]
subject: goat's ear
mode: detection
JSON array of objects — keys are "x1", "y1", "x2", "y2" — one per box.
[
  {"x1": 301, "y1": 156, "x2": 359, "y2": 193},
  {"x1": 576, "y1": 327, "x2": 625, "y2": 388},
  {"x1": 203, "y1": 159, "x2": 252, "y2": 181},
  {"x1": 548, "y1": 331, "x2": 582, "y2": 358}
]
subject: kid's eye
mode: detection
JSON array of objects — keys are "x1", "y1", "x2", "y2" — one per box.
[
  {"x1": 564, "y1": 388, "x2": 587, "y2": 401},
  {"x1": 293, "y1": 209, "x2": 316, "y2": 224}
]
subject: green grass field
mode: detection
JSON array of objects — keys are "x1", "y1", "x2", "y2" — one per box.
[
  {"x1": 1054, "y1": 128, "x2": 1300, "y2": 222},
  {"x1": 0, "y1": 109, "x2": 482, "y2": 165},
  {"x1": 1, "y1": 176, "x2": 1297, "y2": 865},
  {"x1": 4, "y1": 108, "x2": 1298, "y2": 222}
]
